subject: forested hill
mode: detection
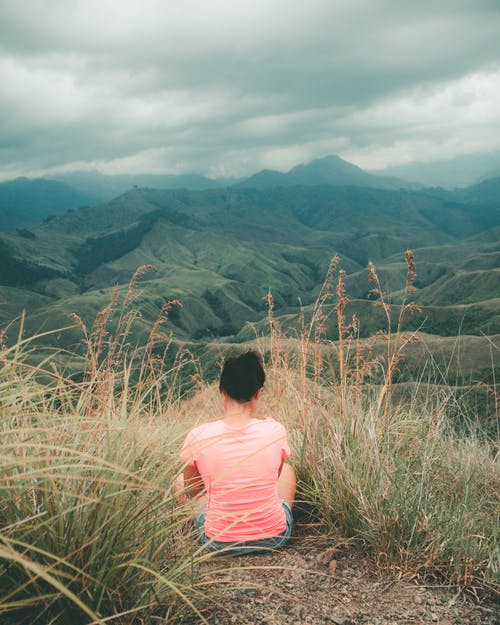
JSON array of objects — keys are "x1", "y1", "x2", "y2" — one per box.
[
  {"x1": 0, "y1": 183, "x2": 498, "y2": 351},
  {"x1": 0, "y1": 177, "x2": 96, "y2": 231}
]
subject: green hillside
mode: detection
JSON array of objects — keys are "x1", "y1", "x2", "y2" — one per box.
[
  {"x1": 0, "y1": 184, "x2": 498, "y2": 387},
  {"x1": 0, "y1": 177, "x2": 96, "y2": 230}
]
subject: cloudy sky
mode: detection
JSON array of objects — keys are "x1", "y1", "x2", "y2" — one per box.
[{"x1": 1, "y1": 0, "x2": 500, "y2": 181}]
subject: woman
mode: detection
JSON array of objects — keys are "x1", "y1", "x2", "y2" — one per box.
[{"x1": 180, "y1": 350, "x2": 296, "y2": 553}]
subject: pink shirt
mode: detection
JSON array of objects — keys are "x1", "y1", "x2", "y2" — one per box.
[{"x1": 180, "y1": 417, "x2": 291, "y2": 542}]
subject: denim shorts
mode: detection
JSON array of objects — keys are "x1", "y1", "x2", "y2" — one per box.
[{"x1": 194, "y1": 500, "x2": 294, "y2": 554}]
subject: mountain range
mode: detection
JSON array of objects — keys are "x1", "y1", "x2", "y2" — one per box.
[
  {"x1": 0, "y1": 152, "x2": 498, "y2": 394},
  {"x1": 236, "y1": 155, "x2": 421, "y2": 190},
  {"x1": 1, "y1": 154, "x2": 500, "y2": 232},
  {"x1": 0, "y1": 179, "x2": 498, "y2": 351}
]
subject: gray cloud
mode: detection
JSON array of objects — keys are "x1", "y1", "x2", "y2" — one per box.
[{"x1": 1, "y1": 0, "x2": 499, "y2": 179}]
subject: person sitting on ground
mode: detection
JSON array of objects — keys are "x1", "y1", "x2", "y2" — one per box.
[{"x1": 179, "y1": 350, "x2": 296, "y2": 554}]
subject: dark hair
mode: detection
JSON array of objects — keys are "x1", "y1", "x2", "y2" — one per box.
[{"x1": 219, "y1": 350, "x2": 265, "y2": 402}]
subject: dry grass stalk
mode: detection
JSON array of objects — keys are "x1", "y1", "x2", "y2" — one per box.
[
  {"x1": 368, "y1": 251, "x2": 422, "y2": 423},
  {"x1": 69, "y1": 269, "x2": 190, "y2": 430}
]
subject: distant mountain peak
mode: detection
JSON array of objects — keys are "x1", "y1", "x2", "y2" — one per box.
[
  {"x1": 237, "y1": 154, "x2": 417, "y2": 190},
  {"x1": 289, "y1": 154, "x2": 365, "y2": 179},
  {"x1": 294, "y1": 154, "x2": 358, "y2": 169}
]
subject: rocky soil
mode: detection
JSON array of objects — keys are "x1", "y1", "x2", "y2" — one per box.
[{"x1": 185, "y1": 533, "x2": 498, "y2": 625}]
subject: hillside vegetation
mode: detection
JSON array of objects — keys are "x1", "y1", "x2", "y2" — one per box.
[
  {"x1": 0, "y1": 181, "x2": 498, "y2": 392},
  {"x1": 0, "y1": 267, "x2": 498, "y2": 623},
  {"x1": 0, "y1": 178, "x2": 95, "y2": 231}
]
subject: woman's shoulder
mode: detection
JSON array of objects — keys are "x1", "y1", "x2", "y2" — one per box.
[
  {"x1": 254, "y1": 417, "x2": 287, "y2": 432},
  {"x1": 187, "y1": 419, "x2": 225, "y2": 438}
]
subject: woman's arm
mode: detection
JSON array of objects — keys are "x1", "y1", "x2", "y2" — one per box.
[
  {"x1": 183, "y1": 463, "x2": 205, "y2": 498},
  {"x1": 278, "y1": 458, "x2": 284, "y2": 476}
]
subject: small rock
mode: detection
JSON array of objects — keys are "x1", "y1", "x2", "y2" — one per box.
[
  {"x1": 414, "y1": 595, "x2": 424, "y2": 605},
  {"x1": 329, "y1": 617, "x2": 355, "y2": 625},
  {"x1": 292, "y1": 604, "x2": 305, "y2": 619},
  {"x1": 317, "y1": 546, "x2": 341, "y2": 565},
  {"x1": 293, "y1": 554, "x2": 308, "y2": 568}
]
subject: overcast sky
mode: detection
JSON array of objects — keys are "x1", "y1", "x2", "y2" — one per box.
[{"x1": 1, "y1": 0, "x2": 499, "y2": 180}]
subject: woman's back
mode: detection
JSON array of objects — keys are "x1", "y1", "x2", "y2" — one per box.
[{"x1": 181, "y1": 416, "x2": 290, "y2": 542}]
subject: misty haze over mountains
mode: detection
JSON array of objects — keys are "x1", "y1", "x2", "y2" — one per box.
[
  {"x1": 1, "y1": 154, "x2": 500, "y2": 224},
  {"x1": 372, "y1": 150, "x2": 500, "y2": 188},
  {"x1": 41, "y1": 151, "x2": 500, "y2": 199}
]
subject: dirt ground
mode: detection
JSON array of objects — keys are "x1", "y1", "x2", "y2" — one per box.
[{"x1": 186, "y1": 530, "x2": 498, "y2": 625}]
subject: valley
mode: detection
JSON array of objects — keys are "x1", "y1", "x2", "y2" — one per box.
[{"x1": 0, "y1": 160, "x2": 498, "y2": 417}]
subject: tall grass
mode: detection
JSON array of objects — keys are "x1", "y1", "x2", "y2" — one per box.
[
  {"x1": 0, "y1": 256, "x2": 498, "y2": 625},
  {"x1": 289, "y1": 391, "x2": 499, "y2": 593},
  {"x1": 0, "y1": 270, "x2": 215, "y2": 624},
  {"x1": 261, "y1": 252, "x2": 499, "y2": 595}
]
